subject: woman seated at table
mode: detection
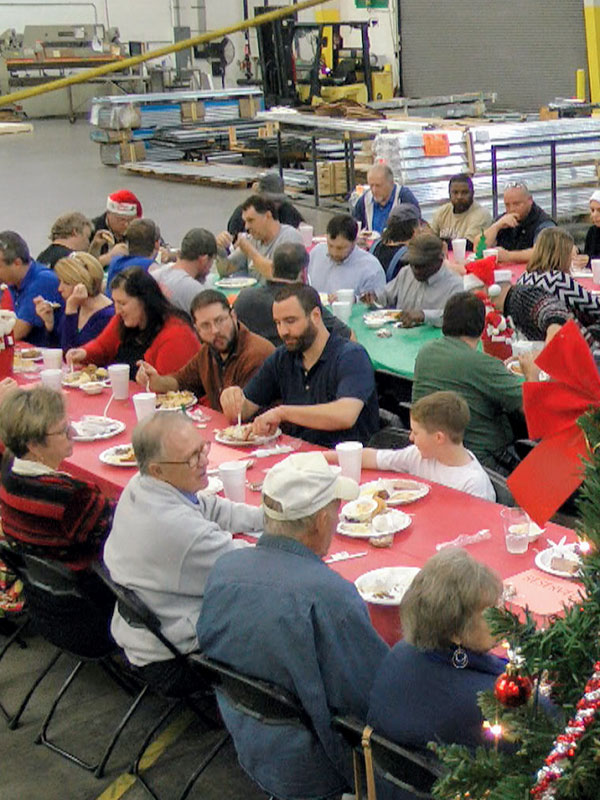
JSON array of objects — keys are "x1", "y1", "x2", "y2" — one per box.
[
  {"x1": 518, "y1": 227, "x2": 600, "y2": 342},
  {"x1": 367, "y1": 548, "x2": 505, "y2": 799},
  {"x1": 0, "y1": 386, "x2": 113, "y2": 571},
  {"x1": 34, "y1": 251, "x2": 114, "y2": 352},
  {"x1": 583, "y1": 189, "x2": 600, "y2": 263},
  {"x1": 66, "y1": 267, "x2": 199, "y2": 378}
]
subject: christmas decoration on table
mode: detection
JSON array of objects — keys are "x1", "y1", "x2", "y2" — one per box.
[
  {"x1": 474, "y1": 230, "x2": 487, "y2": 259},
  {"x1": 507, "y1": 319, "x2": 600, "y2": 526},
  {"x1": 463, "y1": 256, "x2": 516, "y2": 360}
]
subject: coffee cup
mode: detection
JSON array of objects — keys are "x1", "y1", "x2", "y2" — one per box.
[
  {"x1": 218, "y1": 461, "x2": 247, "y2": 503},
  {"x1": 335, "y1": 441, "x2": 363, "y2": 484},
  {"x1": 40, "y1": 368, "x2": 62, "y2": 392},
  {"x1": 107, "y1": 364, "x2": 130, "y2": 400}
]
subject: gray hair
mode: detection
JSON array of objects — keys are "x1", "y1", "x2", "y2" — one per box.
[
  {"x1": 50, "y1": 211, "x2": 91, "y2": 241},
  {"x1": 400, "y1": 548, "x2": 502, "y2": 650},
  {"x1": 0, "y1": 387, "x2": 65, "y2": 457},
  {"x1": 132, "y1": 411, "x2": 195, "y2": 475},
  {"x1": 368, "y1": 163, "x2": 394, "y2": 183},
  {"x1": 262, "y1": 493, "x2": 332, "y2": 539}
]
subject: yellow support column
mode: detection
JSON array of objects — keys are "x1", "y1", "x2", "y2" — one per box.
[
  {"x1": 576, "y1": 68, "x2": 587, "y2": 100},
  {"x1": 584, "y1": 0, "x2": 600, "y2": 102}
]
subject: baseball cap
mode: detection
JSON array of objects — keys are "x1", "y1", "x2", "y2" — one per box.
[
  {"x1": 262, "y1": 452, "x2": 359, "y2": 521},
  {"x1": 407, "y1": 233, "x2": 444, "y2": 266},
  {"x1": 389, "y1": 203, "x2": 420, "y2": 223}
]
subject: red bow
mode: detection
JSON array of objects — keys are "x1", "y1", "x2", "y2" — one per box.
[{"x1": 507, "y1": 320, "x2": 600, "y2": 525}]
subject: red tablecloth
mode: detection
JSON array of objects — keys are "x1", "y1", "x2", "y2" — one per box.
[{"x1": 15, "y1": 373, "x2": 577, "y2": 647}]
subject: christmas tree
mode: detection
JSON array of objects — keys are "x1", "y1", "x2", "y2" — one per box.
[{"x1": 430, "y1": 363, "x2": 600, "y2": 798}]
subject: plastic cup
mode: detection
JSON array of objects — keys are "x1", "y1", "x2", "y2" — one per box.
[
  {"x1": 335, "y1": 441, "x2": 363, "y2": 484},
  {"x1": 107, "y1": 364, "x2": 130, "y2": 400},
  {"x1": 592, "y1": 259, "x2": 600, "y2": 285},
  {"x1": 501, "y1": 507, "x2": 530, "y2": 554},
  {"x1": 452, "y1": 238, "x2": 467, "y2": 263},
  {"x1": 298, "y1": 223, "x2": 314, "y2": 248},
  {"x1": 331, "y1": 301, "x2": 352, "y2": 324},
  {"x1": 483, "y1": 248, "x2": 499, "y2": 262},
  {"x1": 336, "y1": 289, "x2": 355, "y2": 305},
  {"x1": 218, "y1": 461, "x2": 247, "y2": 503},
  {"x1": 42, "y1": 348, "x2": 63, "y2": 370},
  {"x1": 133, "y1": 392, "x2": 157, "y2": 421},
  {"x1": 40, "y1": 368, "x2": 62, "y2": 392}
]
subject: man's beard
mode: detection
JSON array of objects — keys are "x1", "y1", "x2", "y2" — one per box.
[
  {"x1": 452, "y1": 199, "x2": 472, "y2": 214},
  {"x1": 283, "y1": 319, "x2": 318, "y2": 353}
]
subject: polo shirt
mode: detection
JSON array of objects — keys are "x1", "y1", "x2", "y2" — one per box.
[
  {"x1": 243, "y1": 333, "x2": 380, "y2": 447},
  {"x1": 10, "y1": 260, "x2": 63, "y2": 346},
  {"x1": 412, "y1": 336, "x2": 524, "y2": 467},
  {"x1": 106, "y1": 254, "x2": 156, "y2": 297},
  {"x1": 308, "y1": 242, "x2": 386, "y2": 295}
]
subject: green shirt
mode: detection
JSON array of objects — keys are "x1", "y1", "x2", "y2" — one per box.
[{"x1": 412, "y1": 337, "x2": 524, "y2": 465}]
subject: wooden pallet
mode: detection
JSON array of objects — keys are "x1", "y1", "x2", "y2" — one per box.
[{"x1": 118, "y1": 160, "x2": 263, "y2": 188}]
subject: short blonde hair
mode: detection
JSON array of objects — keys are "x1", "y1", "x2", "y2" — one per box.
[
  {"x1": 410, "y1": 391, "x2": 470, "y2": 445},
  {"x1": 54, "y1": 252, "x2": 104, "y2": 297},
  {"x1": 527, "y1": 227, "x2": 573, "y2": 274},
  {"x1": 400, "y1": 548, "x2": 502, "y2": 650},
  {"x1": 0, "y1": 387, "x2": 65, "y2": 457},
  {"x1": 50, "y1": 211, "x2": 91, "y2": 241}
]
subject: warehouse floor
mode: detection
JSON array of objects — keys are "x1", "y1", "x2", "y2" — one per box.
[{"x1": 0, "y1": 118, "x2": 337, "y2": 800}]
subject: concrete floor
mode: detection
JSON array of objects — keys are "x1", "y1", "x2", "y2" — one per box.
[{"x1": 0, "y1": 118, "x2": 338, "y2": 800}]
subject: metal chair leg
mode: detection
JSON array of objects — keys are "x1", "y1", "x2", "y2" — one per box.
[
  {"x1": 1, "y1": 648, "x2": 62, "y2": 730},
  {"x1": 131, "y1": 698, "x2": 182, "y2": 778},
  {"x1": 94, "y1": 683, "x2": 149, "y2": 778},
  {"x1": 177, "y1": 731, "x2": 231, "y2": 800}
]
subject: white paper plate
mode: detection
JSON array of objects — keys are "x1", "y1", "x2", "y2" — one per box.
[
  {"x1": 355, "y1": 566, "x2": 420, "y2": 606},
  {"x1": 215, "y1": 277, "x2": 257, "y2": 289},
  {"x1": 17, "y1": 348, "x2": 43, "y2": 362},
  {"x1": 360, "y1": 478, "x2": 430, "y2": 505},
  {"x1": 156, "y1": 392, "x2": 197, "y2": 411},
  {"x1": 337, "y1": 509, "x2": 412, "y2": 539},
  {"x1": 62, "y1": 371, "x2": 110, "y2": 389},
  {"x1": 99, "y1": 444, "x2": 137, "y2": 467},
  {"x1": 534, "y1": 544, "x2": 582, "y2": 578},
  {"x1": 363, "y1": 310, "x2": 402, "y2": 325},
  {"x1": 215, "y1": 428, "x2": 281, "y2": 447},
  {"x1": 199, "y1": 476, "x2": 223, "y2": 496},
  {"x1": 71, "y1": 416, "x2": 126, "y2": 442}
]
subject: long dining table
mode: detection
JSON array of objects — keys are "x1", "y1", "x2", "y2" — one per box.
[{"x1": 13, "y1": 368, "x2": 577, "y2": 648}]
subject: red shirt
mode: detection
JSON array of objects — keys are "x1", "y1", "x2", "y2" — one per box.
[{"x1": 82, "y1": 314, "x2": 199, "y2": 374}]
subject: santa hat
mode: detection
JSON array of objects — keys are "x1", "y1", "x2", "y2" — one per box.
[
  {"x1": 463, "y1": 256, "x2": 511, "y2": 297},
  {"x1": 106, "y1": 190, "x2": 142, "y2": 218}
]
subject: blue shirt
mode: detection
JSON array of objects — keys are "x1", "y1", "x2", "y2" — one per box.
[
  {"x1": 197, "y1": 534, "x2": 389, "y2": 800},
  {"x1": 308, "y1": 242, "x2": 386, "y2": 295},
  {"x1": 243, "y1": 333, "x2": 380, "y2": 447},
  {"x1": 352, "y1": 184, "x2": 421, "y2": 233},
  {"x1": 10, "y1": 260, "x2": 63, "y2": 347},
  {"x1": 106, "y1": 255, "x2": 155, "y2": 297},
  {"x1": 58, "y1": 304, "x2": 114, "y2": 352}
]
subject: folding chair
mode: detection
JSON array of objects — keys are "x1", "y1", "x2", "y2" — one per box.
[
  {"x1": 483, "y1": 466, "x2": 515, "y2": 506},
  {"x1": 93, "y1": 567, "x2": 229, "y2": 800},
  {"x1": 1, "y1": 544, "x2": 147, "y2": 777},
  {"x1": 332, "y1": 715, "x2": 444, "y2": 800}
]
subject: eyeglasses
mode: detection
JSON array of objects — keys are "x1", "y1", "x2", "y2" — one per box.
[
  {"x1": 155, "y1": 442, "x2": 211, "y2": 469},
  {"x1": 46, "y1": 423, "x2": 74, "y2": 438},
  {"x1": 196, "y1": 313, "x2": 231, "y2": 334},
  {"x1": 503, "y1": 181, "x2": 529, "y2": 192}
]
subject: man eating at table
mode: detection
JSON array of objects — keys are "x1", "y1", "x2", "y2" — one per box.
[
  {"x1": 103, "y1": 412, "x2": 263, "y2": 696},
  {"x1": 197, "y1": 451, "x2": 389, "y2": 800},
  {"x1": 220, "y1": 284, "x2": 380, "y2": 447},
  {"x1": 362, "y1": 232, "x2": 463, "y2": 327},
  {"x1": 136, "y1": 289, "x2": 274, "y2": 412}
]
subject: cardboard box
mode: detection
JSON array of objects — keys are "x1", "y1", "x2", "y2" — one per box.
[
  {"x1": 316, "y1": 161, "x2": 348, "y2": 196},
  {"x1": 239, "y1": 96, "x2": 260, "y2": 119},
  {"x1": 99, "y1": 141, "x2": 145, "y2": 166},
  {"x1": 180, "y1": 101, "x2": 205, "y2": 122},
  {"x1": 90, "y1": 128, "x2": 132, "y2": 144}
]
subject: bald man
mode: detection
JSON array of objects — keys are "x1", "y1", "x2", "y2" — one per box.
[{"x1": 352, "y1": 164, "x2": 420, "y2": 234}]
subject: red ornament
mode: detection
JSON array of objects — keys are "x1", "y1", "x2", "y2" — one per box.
[{"x1": 495, "y1": 671, "x2": 533, "y2": 707}]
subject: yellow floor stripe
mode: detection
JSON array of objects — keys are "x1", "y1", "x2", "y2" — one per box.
[{"x1": 95, "y1": 709, "x2": 196, "y2": 800}]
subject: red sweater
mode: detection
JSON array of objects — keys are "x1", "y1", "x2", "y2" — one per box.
[{"x1": 82, "y1": 314, "x2": 199, "y2": 374}]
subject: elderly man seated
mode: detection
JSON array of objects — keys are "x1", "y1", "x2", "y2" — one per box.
[
  {"x1": 197, "y1": 451, "x2": 389, "y2": 800},
  {"x1": 0, "y1": 231, "x2": 63, "y2": 345},
  {"x1": 137, "y1": 289, "x2": 274, "y2": 412},
  {"x1": 308, "y1": 214, "x2": 385, "y2": 296},
  {"x1": 430, "y1": 174, "x2": 492, "y2": 251},
  {"x1": 220, "y1": 283, "x2": 380, "y2": 447},
  {"x1": 483, "y1": 181, "x2": 555, "y2": 264},
  {"x1": 152, "y1": 228, "x2": 217, "y2": 315},
  {"x1": 352, "y1": 163, "x2": 420, "y2": 233},
  {"x1": 216, "y1": 194, "x2": 303, "y2": 280},
  {"x1": 364, "y1": 232, "x2": 463, "y2": 327},
  {"x1": 103, "y1": 412, "x2": 263, "y2": 696}
]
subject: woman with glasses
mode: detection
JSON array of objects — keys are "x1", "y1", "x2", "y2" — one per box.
[
  {"x1": 0, "y1": 386, "x2": 113, "y2": 570},
  {"x1": 66, "y1": 267, "x2": 199, "y2": 379},
  {"x1": 34, "y1": 251, "x2": 114, "y2": 352}
]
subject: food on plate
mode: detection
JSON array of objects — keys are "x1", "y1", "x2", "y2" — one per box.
[
  {"x1": 63, "y1": 364, "x2": 108, "y2": 386},
  {"x1": 80, "y1": 382, "x2": 105, "y2": 395},
  {"x1": 112, "y1": 445, "x2": 136, "y2": 464},
  {"x1": 369, "y1": 534, "x2": 394, "y2": 548},
  {"x1": 506, "y1": 360, "x2": 523, "y2": 376},
  {"x1": 20, "y1": 348, "x2": 42, "y2": 359},
  {"x1": 550, "y1": 552, "x2": 580, "y2": 575},
  {"x1": 220, "y1": 423, "x2": 255, "y2": 442},
  {"x1": 360, "y1": 478, "x2": 429, "y2": 505},
  {"x1": 71, "y1": 416, "x2": 124, "y2": 439},
  {"x1": 341, "y1": 496, "x2": 385, "y2": 523},
  {"x1": 156, "y1": 390, "x2": 196, "y2": 410}
]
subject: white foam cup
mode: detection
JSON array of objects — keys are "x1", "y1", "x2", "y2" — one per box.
[
  {"x1": 336, "y1": 289, "x2": 355, "y2": 305},
  {"x1": 331, "y1": 301, "x2": 352, "y2": 324},
  {"x1": 592, "y1": 259, "x2": 600, "y2": 285},
  {"x1": 133, "y1": 392, "x2": 157, "y2": 421},
  {"x1": 452, "y1": 238, "x2": 467, "y2": 262},
  {"x1": 335, "y1": 441, "x2": 363, "y2": 484},
  {"x1": 42, "y1": 348, "x2": 63, "y2": 370},
  {"x1": 218, "y1": 461, "x2": 247, "y2": 503},
  {"x1": 298, "y1": 224, "x2": 314, "y2": 248},
  {"x1": 40, "y1": 368, "x2": 62, "y2": 392},
  {"x1": 107, "y1": 363, "x2": 130, "y2": 400}
]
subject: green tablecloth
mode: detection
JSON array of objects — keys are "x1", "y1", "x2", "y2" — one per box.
[{"x1": 349, "y1": 304, "x2": 442, "y2": 380}]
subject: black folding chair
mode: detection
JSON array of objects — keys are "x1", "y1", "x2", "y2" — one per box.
[
  {"x1": 93, "y1": 566, "x2": 229, "y2": 800},
  {"x1": 483, "y1": 465, "x2": 515, "y2": 506},
  {"x1": 333, "y1": 715, "x2": 444, "y2": 800},
  {"x1": 0, "y1": 544, "x2": 147, "y2": 777}
]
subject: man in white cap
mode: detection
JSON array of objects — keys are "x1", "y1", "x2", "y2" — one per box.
[
  {"x1": 90, "y1": 189, "x2": 143, "y2": 267},
  {"x1": 197, "y1": 452, "x2": 389, "y2": 800}
]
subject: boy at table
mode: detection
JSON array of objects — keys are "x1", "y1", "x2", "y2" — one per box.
[{"x1": 327, "y1": 391, "x2": 494, "y2": 500}]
